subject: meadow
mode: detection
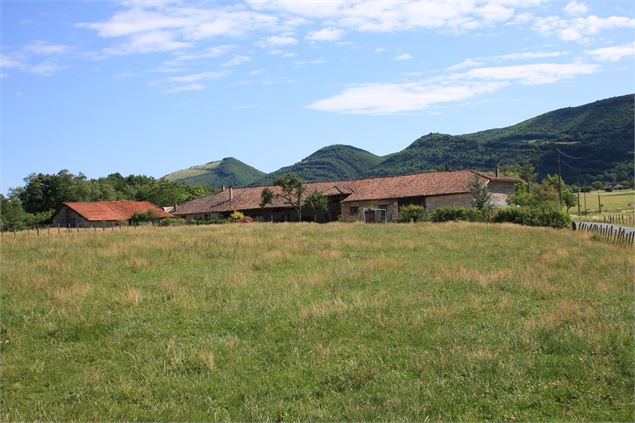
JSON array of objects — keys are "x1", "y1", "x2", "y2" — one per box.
[
  {"x1": 574, "y1": 189, "x2": 635, "y2": 214},
  {"x1": 1, "y1": 223, "x2": 633, "y2": 421}
]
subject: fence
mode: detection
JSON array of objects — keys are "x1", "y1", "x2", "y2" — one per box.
[
  {"x1": 602, "y1": 213, "x2": 635, "y2": 226},
  {"x1": 576, "y1": 222, "x2": 635, "y2": 247},
  {"x1": 0, "y1": 220, "x2": 173, "y2": 238}
]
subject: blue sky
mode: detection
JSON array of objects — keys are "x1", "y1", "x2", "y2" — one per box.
[{"x1": 1, "y1": 0, "x2": 633, "y2": 192}]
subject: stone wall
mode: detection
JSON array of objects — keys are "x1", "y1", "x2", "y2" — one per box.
[
  {"x1": 424, "y1": 193, "x2": 475, "y2": 211},
  {"x1": 341, "y1": 199, "x2": 400, "y2": 222}
]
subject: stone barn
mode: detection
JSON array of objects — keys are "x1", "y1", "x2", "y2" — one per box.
[
  {"x1": 51, "y1": 200, "x2": 173, "y2": 227},
  {"x1": 173, "y1": 169, "x2": 517, "y2": 223}
]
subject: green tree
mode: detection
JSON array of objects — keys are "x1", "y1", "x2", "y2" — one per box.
[
  {"x1": 0, "y1": 195, "x2": 27, "y2": 231},
  {"x1": 469, "y1": 175, "x2": 492, "y2": 212},
  {"x1": 272, "y1": 174, "x2": 306, "y2": 222},
  {"x1": 260, "y1": 188, "x2": 274, "y2": 222},
  {"x1": 304, "y1": 190, "x2": 328, "y2": 222},
  {"x1": 399, "y1": 204, "x2": 426, "y2": 222}
]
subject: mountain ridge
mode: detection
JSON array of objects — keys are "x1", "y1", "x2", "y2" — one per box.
[{"x1": 164, "y1": 94, "x2": 634, "y2": 189}]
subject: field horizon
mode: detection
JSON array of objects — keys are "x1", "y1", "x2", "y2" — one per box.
[{"x1": 1, "y1": 223, "x2": 633, "y2": 421}]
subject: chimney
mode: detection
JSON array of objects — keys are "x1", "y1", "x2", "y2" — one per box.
[
  {"x1": 173, "y1": 203, "x2": 177, "y2": 212},
  {"x1": 221, "y1": 185, "x2": 226, "y2": 192},
  {"x1": 229, "y1": 187, "x2": 233, "y2": 209},
  {"x1": 495, "y1": 164, "x2": 500, "y2": 178}
]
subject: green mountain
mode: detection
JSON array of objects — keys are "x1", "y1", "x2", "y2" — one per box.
[
  {"x1": 255, "y1": 144, "x2": 384, "y2": 184},
  {"x1": 367, "y1": 94, "x2": 634, "y2": 184},
  {"x1": 164, "y1": 95, "x2": 633, "y2": 189},
  {"x1": 163, "y1": 157, "x2": 265, "y2": 189}
]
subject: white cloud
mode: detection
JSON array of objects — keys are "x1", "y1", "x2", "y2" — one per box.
[
  {"x1": 307, "y1": 81, "x2": 506, "y2": 114},
  {"x1": 394, "y1": 53, "x2": 413, "y2": 61},
  {"x1": 587, "y1": 42, "x2": 634, "y2": 62},
  {"x1": 563, "y1": 1, "x2": 588, "y2": 16},
  {"x1": 452, "y1": 62, "x2": 599, "y2": 85},
  {"x1": 476, "y1": 2, "x2": 515, "y2": 23},
  {"x1": 164, "y1": 83, "x2": 204, "y2": 93},
  {"x1": 447, "y1": 58, "x2": 484, "y2": 70},
  {"x1": 172, "y1": 45, "x2": 234, "y2": 61},
  {"x1": 294, "y1": 58, "x2": 325, "y2": 65},
  {"x1": 104, "y1": 30, "x2": 191, "y2": 54},
  {"x1": 168, "y1": 71, "x2": 226, "y2": 83},
  {"x1": 0, "y1": 53, "x2": 63, "y2": 75},
  {"x1": 267, "y1": 49, "x2": 297, "y2": 57},
  {"x1": 256, "y1": 34, "x2": 298, "y2": 47},
  {"x1": 306, "y1": 27, "x2": 345, "y2": 41},
  {"x1": 222, "y1": 55, "x2": 251, "y2": 67},
  {"x1": 25, "y1": 41, "x2": 70, "y2": 55},
  {"x1": 534, "y1": 14, "x2": 635, "y2": 42},
  {"x1": 374, "y1": 48, "x2": 387, "y2": 54},
  {"x1": 0, "y1": 54, "x2": 23, "y2": 69},
  {"x1": 246, "y1": 0, "x2": 543, "y2": 34},
  {"x1": 448, "y1": 50, "x2": 565, "y2": 70},
  {"x1": 308, "y1": 59, "x2": 600, "y2": 114}
]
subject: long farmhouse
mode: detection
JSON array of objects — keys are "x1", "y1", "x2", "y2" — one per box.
[{"x1": 174, "y1": 169, "x2": 517, "y2": 223}]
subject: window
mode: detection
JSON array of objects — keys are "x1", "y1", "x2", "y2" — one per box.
[
  {"x1": 378, "y1": 204, "x2": 388, "y2": 210},
  {"x1": 350, "y1": 206, "x2": 359, "y2": 214}
]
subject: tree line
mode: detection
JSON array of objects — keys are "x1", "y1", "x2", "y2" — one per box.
[{"x1": 0, "y1": 170, "x2": 212, "y2": 230}]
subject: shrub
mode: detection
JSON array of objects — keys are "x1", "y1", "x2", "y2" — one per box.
[
  {"x1": 130, "y1": 210, "x2": 153, "y2": 224},
  {"x1": 229, "y1": 211, "x2": 245, "y2": 221},
  {"x1": 493, "y1": 205, "x2": 570, "y2": 228},
  {"x1": 337, "y1": 214, "x2": 358, "y2": 223},
  {"x1": 431, "y1": 207, "x2": 484, "y2": 223},
  {"x1": 399, "y1": 204, "x2": 427, "y2": 223}
]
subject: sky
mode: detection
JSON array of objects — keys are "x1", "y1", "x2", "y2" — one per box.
[{"x1": 1, "y1": 0, "x2": 634, "y2": 192}]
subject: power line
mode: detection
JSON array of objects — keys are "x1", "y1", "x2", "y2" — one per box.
[{"x1": 557, "y1": 149, "x2": 593, "y2": 161}]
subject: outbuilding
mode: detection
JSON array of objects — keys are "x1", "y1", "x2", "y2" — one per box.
[{"x1": 51, "y1": 200, "x2": 173, "y2": 227}]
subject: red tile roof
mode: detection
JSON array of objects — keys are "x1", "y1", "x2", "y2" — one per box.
[
  {"x1": 63, "y1": 200, "x2": 173, "y2": 221},
  {"x1": 174, "y1": 170, "x2": 517, "y2": 215}
]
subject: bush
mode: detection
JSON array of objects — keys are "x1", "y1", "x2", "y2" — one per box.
[
  {"x1": 399, "y1": 204, "x2": 427, "y2": 223},
  {"x1": 493, "y1": 205, "x2": 570, "y2": 228},
  {"x1": 431, "y1": 207, "x2": 485, "y2": 223},
  {"x1": 337, "y1": 214, "x2": 358, "y2": 223},
  {"x1": 229, "y1": 211, "x2": 245, "y2": 221},
  {"x1": 130, "y1": 210, "x2": 153, "y2": 224}
]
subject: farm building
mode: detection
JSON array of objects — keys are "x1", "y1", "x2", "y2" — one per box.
[
  {"x1": 51, "y1": 200, "x2": 173, "y2": 227},
  {"x1": 173, "y1": 169, "x2": 517, "y2": 223}
]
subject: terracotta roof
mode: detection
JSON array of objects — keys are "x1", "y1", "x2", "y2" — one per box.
[
  {"x1": 63, "y1": 200, "x2": 173, "y2": 221},
  {"x1": 174, "y1": 170, "x2": 517, "y2": 215}
]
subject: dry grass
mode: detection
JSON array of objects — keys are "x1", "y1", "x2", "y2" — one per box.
[{"x1": 0, "y1": 223, "x2": 633, "y2": 421}]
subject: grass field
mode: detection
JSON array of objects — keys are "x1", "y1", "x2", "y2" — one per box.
[
  {"x1": 1, "y1": 223, "x2": 633, "y2": 421},
  {"x1": 574, "y1": 189, "x2": 635, "y2": 214}
]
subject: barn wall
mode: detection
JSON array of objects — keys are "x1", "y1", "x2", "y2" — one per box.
[
  {"x1": 487, "y1": 180, "x2": 516, "y2": 208},
  {"x1": 341, "y1": 199, "x2": 400, "y2": 222},
  {"x1": 424, "y1": 193, "x2": 475, "y2": 211},
  {"x1": 51, "y1": 207, "x2": 90, "y2": 227}
]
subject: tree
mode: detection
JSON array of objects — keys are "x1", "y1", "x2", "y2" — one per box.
[
  {"x1": 469, "y1": 175, "x2": 492, "y2": 212},
  {"x1": 272, "y1": 174, "x2": 306, "y2": 222},
  {"x1": 399, "y1": 204, "x2": 426, "y2": 222},
  {"x1": 543, "y1": 175, "x2": 577, "y2": 212},
  {"x1": 0, "y1": 195, "x2": 27, "y2": 231},
  {"x1": 260, "y1": 188, "x2": 274, "y2": 222},
  {"x1": 304, "y1": 190, "x2": 328, "y2": 222}
]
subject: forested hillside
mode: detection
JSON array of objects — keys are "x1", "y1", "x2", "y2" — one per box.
[
  {"x1": 164, "y1": 94, "x2": 633, "y2": 189},
  {"x1": 368, "y1": 94, "x2": 633, "y2": 185},
  {"x1": 254, "y1": 145, "x2": 384, "y2": 185},
  {"x1": 164, "y1": 157, "x2": 265, "y2": 188}
]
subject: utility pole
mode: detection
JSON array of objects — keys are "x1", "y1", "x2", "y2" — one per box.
[
  {"x1": 577, "y1": 187, "x2": 581, "y2": 214},
  {"x1": 556, "y1": 145, "x2": 563, "y2": 205},
  {"x1": 597, "y1": 191, "x2": 602, "y2": 213},
  {"x1": 583, "y1": 191, "x2": 587, "y2": 213}
]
